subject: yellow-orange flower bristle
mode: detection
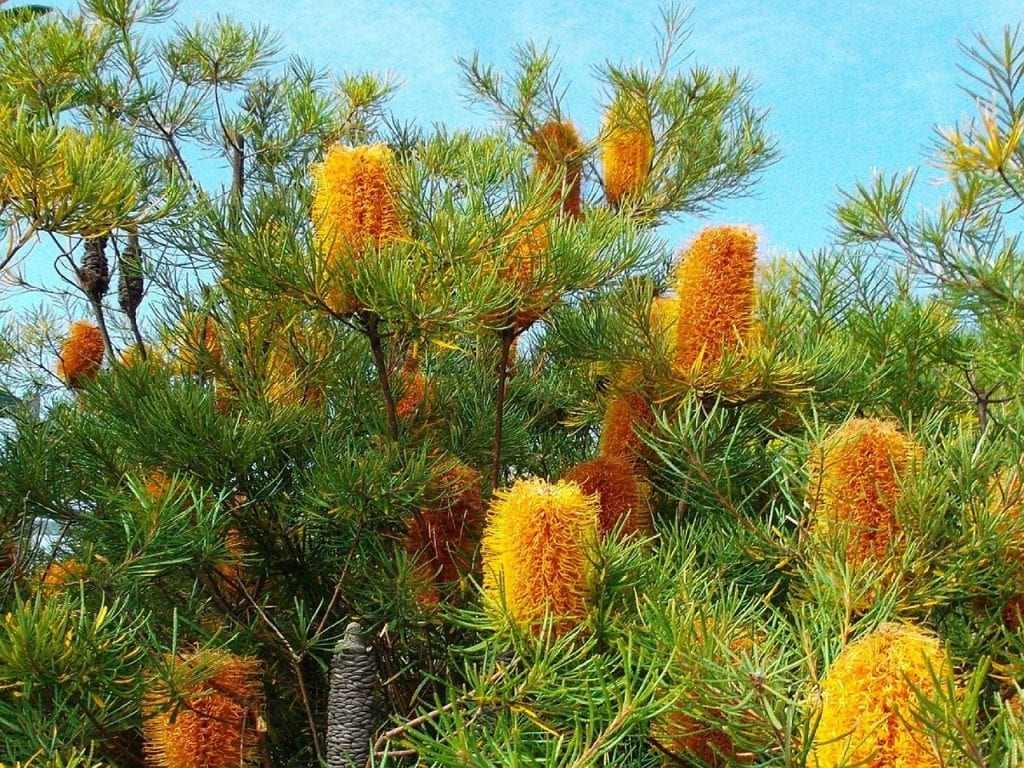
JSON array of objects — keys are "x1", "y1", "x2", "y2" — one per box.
[
  {"x1": 674, "y1": 226, "x2": 758, "y2": 375},
  {"x1": 563, "y1": 455, "x2": 653, "y2": 538},
  {"x1": 396, "y1": 353, "x2": 427, "y2": 421},
  {"x1": 808, "y1": 418, "x2": 920, "y2": 568},
  {"x1": 650, "y1": 709, "x2": 739, "y2": 768},
  {"x1": 481, "y1": 478, "x2": 599, "y2": 631},
  {"x1": 214, "y1": 528, "x2": 249, "y2": 594},
  {"x1": 601, "y1": 99, "x2": 654, "y2": 207},
  {"x1": 57, "y1": 320, "x2": 105, "y2": 389},
  {"x1": 38, "y1": 557, "x2": 87, "y2": 596},
  {"x1": 812, "y1": 622, "x2": 949, "y2": 768},
  {"x1": 178, "y1": 312, "x2": 222, "y2": 376},
  {"x1": 599, "y1": 391, "x2": 655, "y2": 473},
  {"x1": 145, "y1": 650, "x2": 264, "y2": 768},
  {"x1": 985, "y1": 463, "x2": 1024, "y2": 628},
  {"x1": 311, "y1": 143, "x2": 404, "y2": 313},
  {"x1": 532, "y1": 120, "x2": 583, "y2": 219},
  {"x1": 405, "y1": 463, "x2": 485, "y2": 593}
]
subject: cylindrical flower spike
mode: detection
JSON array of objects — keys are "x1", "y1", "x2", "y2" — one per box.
[
  {"x1": 674, "y1": 226, "x2": 758, "y2": 375},
  {"x1": 599, "y1": 391, "x2": 655, "y2": 474},
  {"x1": 563, "y1": 455, "x2": 653, "y2": 538},
  {"x1": 812, "y1": 622, "x2": 950, "y2": 768},
  {"x1": 37, "y1": 558, "x2": 88, "y2": 597},
  {"x1": 311, "y1": 143, "x2": 405, "y2": 314},
  {"x1": 57, "y1": 320, "x2": 105, "y2": 389},
  {"x1": 531, "y1": 120, "x2": 583, "y2": 219},
  {"x1": 144, "y1": 650, "x2": 264, "y2": 768},
  {"x1": 808, "y1": 417, "x2": 920, "y2": 568},
  {"x1": 601, "y1": 98, "x2": 654, "y2": 207},
  {"x1": 481, "y1": 478, "x2": 599, "y2": 632}
]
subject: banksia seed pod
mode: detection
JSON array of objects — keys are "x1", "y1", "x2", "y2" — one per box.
[
  {"x1": 674, "y1": 226, "x2": 758, "y2": 375},
  {"x1": 531, "y1": 120, "x2": 583, "y2": 219},
  {"x1": 311, "y1": 144, "x2": 404, "y2": 314},
  {"x1": 481, "y1": 478, "x2": 599, "y2": 632},
  {"x1": 77, "y1": 236, "x2": 110, "y2": 303},
  {"x1": 326, "y1": 622, "x2": 377, "y2": 768},
  {"x1": 599, "y1": 391, "x2": 655, "y2": 474},
  {"x1": 145, "y1": 650, "x2": 264, "y2": 768},
  {"x1": 563, "y1": 455, "x2": 653, "y2": 538},
  {"x1": 812, "y1": 622, "x2": 950, "y2": 768},
  {"x1": 601, "y1": 98, "x2": 654, "y2": 207},
  {"x1": 808, "y1": 418, "x2": 920, "y2": 568},
  {"x1": 57, "y1": 320, "x2": 105, "y2": 388},
  {"x1": 118, "y1": 231, "x2": 145, "y2": 316}
]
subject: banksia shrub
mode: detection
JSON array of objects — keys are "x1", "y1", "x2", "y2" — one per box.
[
  {"x1": 531, "y1": 120, "x2": 583, "y2": 219},
  {"x1": 808, "y1": 418, "x2": 920, "y2": 568},
  {"x1": 404, "y1": 463, "x2": 485, "y2": 588},
  {"x1": 144, "y1": 650, "x2": 264, "y2": 768},
  {"x1": 601, "y1": 99, "x2": 654, "y2": 207},
  {"x1": 563, "y1": 455, "x2": 653, "y2": 538},
  {"x1": 325, "y1": 622, "x2": 377, "y2": 768},
  {"x1": 311, "y1": 143, "x2": 404, "y2": 313},
  {"x1": 812, "y1": 622, "x2": 950, "y2": 768},
  {"x1": 57, "y1": 320, "x2": 105, "y2": 389},
  {"x1": 481, "y1": 478, "x2": 599, "y2": 631},
  {"x1": 674, "y1": 226, "x2": 758, "y2": 375},
  {"x1": 599, "y1": 390, "x2": 655, "y2": 473}
]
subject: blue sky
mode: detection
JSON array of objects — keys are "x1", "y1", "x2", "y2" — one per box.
[{"x1": 163, "y1": 0, "x2": 1021, "y2": 257}]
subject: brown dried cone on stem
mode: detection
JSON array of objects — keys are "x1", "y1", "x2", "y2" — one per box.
[
  {"x1": 118, "y1": 232, "x2": 144, "y2": 316},
  {"x1": 77, "y1": 236, "x2": 110, "y2": 303},
  {"x1": 325, "y1": 621, "x2": 377, "y2": 768},
  {"x1": 562, "y1": 455, "x2": 653, "y2": 538},
  {"x1": 144, "y1": 650, "x2": 265, "y2": 768}
]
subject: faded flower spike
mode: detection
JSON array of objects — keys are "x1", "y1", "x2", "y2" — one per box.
[
  {"x1": 531, "y1": 120, "x2": 584, "y2": 219},
  {"x1": 563, "y1": 455, "x2": 653, "y2": 538},
  {"x1": 311, "y1": 143, "x2": 405, "y2": 313},
  {"x1": 57, "y1": 320, "x2": 105, "y2": 389},
  {"x1": 808, "y1": 417, "x2": 920, "y2": 568},
  {"x1": 674, "y1": 226, "x2": 758, "y2": 375},
  {"x1": 601, "y1": 98, "x2": 654, "y2": 207},
  {"x1": 144, "y1": 650, "x2": 264, "y2": 768},
  {"x1": 812, "y1": 622, "x2": 950, "y2": 768},
  {"x1": 481, "y1": 478, "x2": 599, "y2": 632}
]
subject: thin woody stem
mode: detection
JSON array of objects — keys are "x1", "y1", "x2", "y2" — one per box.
[
  {"x1": 491, "y1": 328, "x2": 515, "y2": 489},
  {"x1": 363, "y1": 311, "x2": 400, "y2": 441}
]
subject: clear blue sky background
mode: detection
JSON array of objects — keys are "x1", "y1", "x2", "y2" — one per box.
[{"x1": 162, "y1": 0, "x2": 1020, "y2": 257}]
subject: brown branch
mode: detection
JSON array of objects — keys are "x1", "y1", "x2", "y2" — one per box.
[
  {"x1": 362, "y1": 311, "x2": 399, "y2": 441},
  {"x1": 491, "y1": 328, "x2": 515, "y2": 489}
]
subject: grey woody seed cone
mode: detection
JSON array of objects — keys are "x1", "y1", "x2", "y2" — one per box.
[
  {"x1": 78, "y1": 236, "x2": 109, "y2": 302},
  {"x1": 118, "y1": 233, "x2": 144, "y2": 315},
  {"x1": 325, "y1": 621, "x2": 377, "y2": 768}
]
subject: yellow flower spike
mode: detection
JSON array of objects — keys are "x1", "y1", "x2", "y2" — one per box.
[
  {"x1": 599, "y1": 390, "x2": 655, "y2": 474},
  {"x1": 673, "y1": 226, "x2": 758, "y2": 376},
  {"x1": 807, "y1": 417, "x2": 921, "y2": 569},
  {"x1": 57, "y1": 320, "x2": 105, "y2": 389},
  {"x1": 481, "y1": 478, "x2": 599, "y2": 633},
  {"x1": 601, "y1": 97, "x2": 654, "y2": 207},
  {"x1": 812, "y1": 622, "x2": 952, "y2": 768},
  {"x1": 310, "y1": 143, "x2": 405, "y2": 313},
  {"x1": 530, "y1": 121, "x2": 584, "y2": 219},
  {"x1": 144, "y1": 650, "x2": 264, "y2": 768}
]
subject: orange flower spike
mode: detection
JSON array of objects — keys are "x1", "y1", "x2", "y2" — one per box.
[
  {"x1": 808, "y1": 418, "x2": 920, "y2": 568},
  {"x1": 145, "y1": 651, "x2": 264, "y2": 768},
  {"x1": 601, "y1": 98, "x2": 654, "y2": 207},
  {"x1": 532, "y1": 120, "x2": 584, "y2": 219},
  {"x1": 395, "y1": 352, "x2": 427, "y2": 421},
  {"x1": 481, "y1": 478, "x2": 599, "y2": 632},
  {"x1": 38, "y1": 558, "x2": 87, "y2": 597},
  {"x1": 812, "y1": 622, "x2": 950, "y2": 768},
  {"x1": 57, "y1": 320, "x2": 105, "y2": 388},
  {"x1": 674, "y1": 226, "x2": 758, "y2": 374},
  {"x1": 563, "y1": 455, "x2": 653, "y2": 539},
  {"x1": 599, "y1": 391, "x2": 655, "y2": 473}
]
